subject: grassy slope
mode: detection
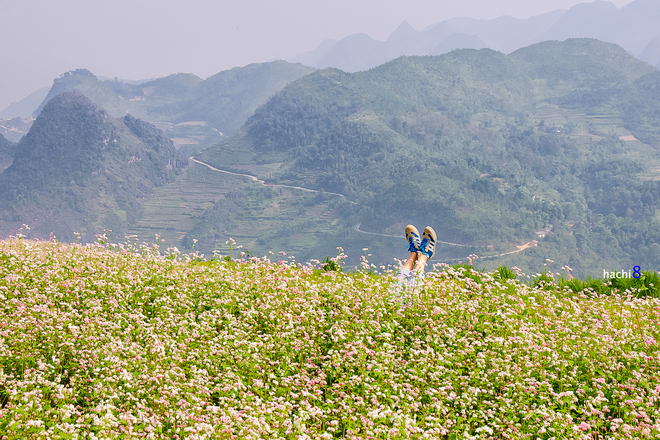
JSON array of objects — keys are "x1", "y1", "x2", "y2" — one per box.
[{"x1": 1, "y1": 239, "x2": 660, "y2": 438}]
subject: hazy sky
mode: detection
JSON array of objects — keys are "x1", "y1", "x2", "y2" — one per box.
[{"x1": 1, "y1": 0, "x2": 634, "y2": 113}]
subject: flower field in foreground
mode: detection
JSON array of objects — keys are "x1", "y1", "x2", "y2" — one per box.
[{"x1": 1, "y1": 239, "x2": 660, "y2": 439}]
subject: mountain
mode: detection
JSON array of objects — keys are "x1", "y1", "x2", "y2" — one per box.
[
  {"x1": 0, "y1": 133, "x2": 15, "y2": 173},
  {"x1": 0, "y1": 87, "x2": 49, "y2": 119},
  {"x1": 510, "y1": 38, "x2": 649, "y2": 85},
  {"x1": 609, "y1": 0, "x2": 660, "y2": 55},
  {"x1": 444, "y1": 9, "x2": 565, "y2": 54},
  {"x1": 196, "y1": 39, "x2": 660, "y2": 277},
  {"x1": 289, "y1": 39, "x2": 340, "y2": 66},
  {"x1": 33, "y1": 62, "x2": 315, "y2": 153},
  {"x1": 290, "y1": 0, "x2": 660, "y2": 72},
  {"x1": 386, "y1": 20, "x2": 424, "y2": 55},
  {"x1": 533, "y1": 0, "x2": 660, "y2": 56},
  {"x1": 0, "y1": 92, "x2": 188, "y2": 241},
  {"x1": 32, "y1": 69, "x2": 203, "y2": 118},
  {"x1": 532, "y1": 1, "x2": 619, "y2": 43},
  {"x1": 299, "y1": 22, "x2": 485, "y2": 72},
  {"x1": 164, "y1": 61, "x2": 317, "y2": 138},
  {"x1": 313, "y1": 34, "x2": 390, "y2": 72}
]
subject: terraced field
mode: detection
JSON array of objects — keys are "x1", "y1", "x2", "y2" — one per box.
[
  {"x1": 128, "y1": 161, "x2": 347, "y2": 258},
  {"x1": 128, "y1": 161, "x2": 230, "y2": 246}
]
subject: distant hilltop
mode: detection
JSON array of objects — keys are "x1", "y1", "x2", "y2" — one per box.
[{"x1": 291, "y1": 0, "x2": 660, "y2": 72}]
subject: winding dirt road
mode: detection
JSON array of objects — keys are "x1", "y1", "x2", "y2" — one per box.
[
  {"x1": 354, "y1": 223, "x2": 538, "y2": 261},
  {"x1": 191, "y1": 157, "x2": 538, "y2": 261},
  {"x1": 190, "y1": 157, "x2": 353, "y2": 202},
  {"x1": 469, "y1": 241, "x2": 538, "y2": 261}
]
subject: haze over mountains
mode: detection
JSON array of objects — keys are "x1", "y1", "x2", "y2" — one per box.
[
  {"x1": 1, "y1": 36, "x2": 660, "y2": 277},
  {"x1": 0, "y1": 132, "x2": 15, "y2": 173},
  {"x1": 291, "y1": 0, "x2": 660, "y2": 72},
  {"x1": 3, "y1": 0, "x2": 657, "y2": 124}
]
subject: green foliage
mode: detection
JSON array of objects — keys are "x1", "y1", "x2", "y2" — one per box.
[
  {"x1": 60, "y1": 68, "x2": 95, "y2": 78},
  {"x1": 532, "y1": 270, "x2": 556, "y2": 290},
  {"x1": 623, "y1": 71, "x2": 660, "y2": 147},
  {"x1": 510, "y1": 38, "x2": 655, "y2": 87},
  {"x1": 561, "y1": 276, "x2": 608, "y2": 295},
  {"x1": 494, "y1": 265, "x2": 517, "y2": 281},
  {"x1": 321, "y1": 256, "x2": 342, "y2": 272},
  {"x1": 556, "y1": 271, "x2": 660, "y2": 298},
  {"x1": 609, "y1": 270, "x2": 660, "y2": 297}
]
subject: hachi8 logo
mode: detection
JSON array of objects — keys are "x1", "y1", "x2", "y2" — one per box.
[{"x1": 603, "y1": 266, "x2": 642, "y2": 279}]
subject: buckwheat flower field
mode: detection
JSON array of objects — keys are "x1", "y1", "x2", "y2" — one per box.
[{"x1": 1, "y1": 238, "x2": 660, "y2": 439}]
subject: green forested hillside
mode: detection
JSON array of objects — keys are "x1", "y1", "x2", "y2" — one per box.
[
  {"x1": 0, "y1": 92, "x2": 188, "y2": 241},
  {"x1": 195, "y1": 39, "x2": 660, "y2": 277},
  {"x1": 33, "y1": 62, "x2": 315, "y2": 153}
]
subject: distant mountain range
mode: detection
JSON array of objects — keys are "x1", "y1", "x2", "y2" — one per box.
[
  {"x1": 1, "y1": 61, "x2": 315, "y2": 153},
  {"x1": 291, "y1": 0, "x2": 660, "y2": 72}
]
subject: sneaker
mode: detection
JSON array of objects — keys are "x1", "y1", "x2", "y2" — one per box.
[
  {"x1": 405, "y1": 225, "x2": 421, "y2": 253},
  {"x1": 419, "y1": 226, "x2": 437, "y2": 259}
]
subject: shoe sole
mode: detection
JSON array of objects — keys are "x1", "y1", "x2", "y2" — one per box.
[{"x1": 421, "y1": 226, "x2": 437, "y2": 259}]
